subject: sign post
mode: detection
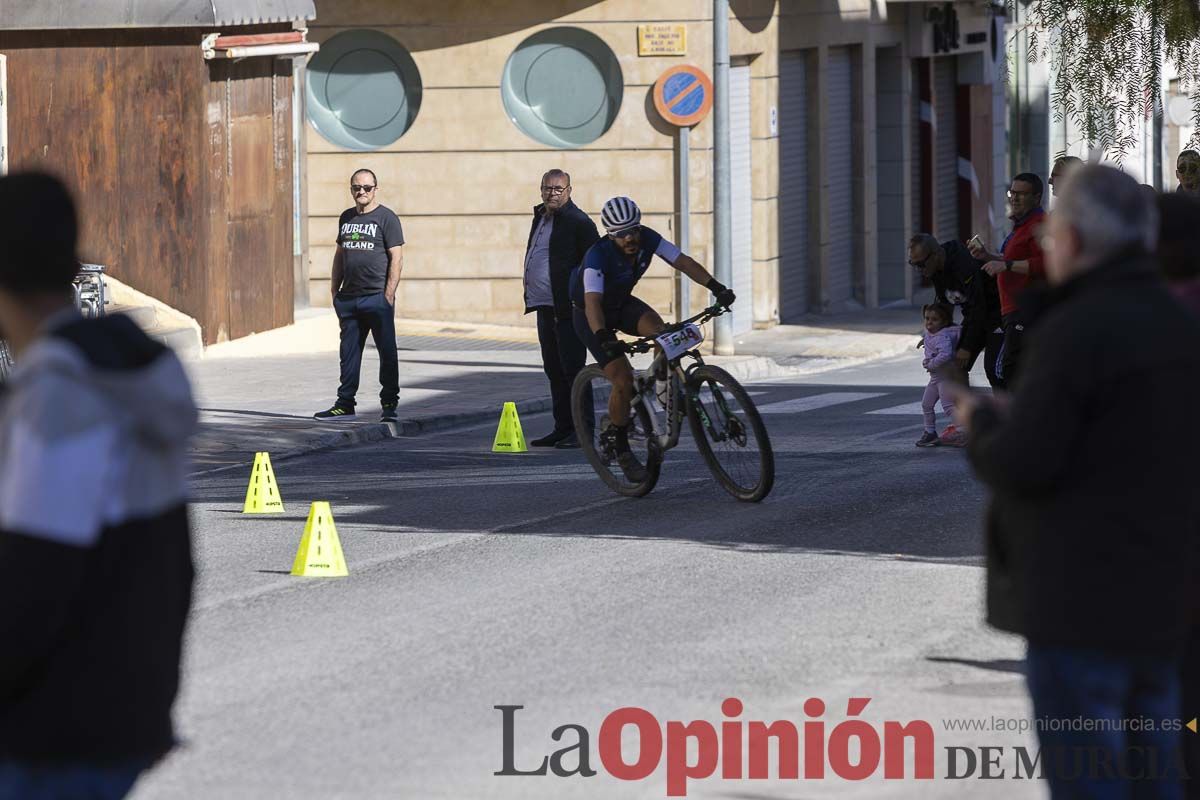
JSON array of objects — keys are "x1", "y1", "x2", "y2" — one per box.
[{"x1": 653, "y1": 65, "x2": 713, "y2": 321}]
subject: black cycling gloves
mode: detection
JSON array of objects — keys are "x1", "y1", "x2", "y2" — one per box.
[
  {"x1": 706, "y1": 278, "x2": 736, "y2": 309},
  {"x1": 596, "y1": 328, "x2": 624, "y2": 358}
]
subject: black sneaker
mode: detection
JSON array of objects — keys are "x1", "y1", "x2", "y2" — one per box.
[
  {"x1": 381, "y1": 404, "x2": 398, "y2": 423},
  {"x1": 915, "y1": 431, "x2": 940, "y2": 448},
  {"x1": 531, "y1": 430, "x2": 569, "y2": 447},
  {"x1": 600, "y1": 423, "x2": 647, "y2": 483},
  {"x1": 616, "y1": 450, "x2": 648, "y2": 483},
  {"x1": 553, "y1": 431, "x2": 580, "y2": 449},
  {"x1": 314, "y1": 404, "x2": 356, "y2": 421}
]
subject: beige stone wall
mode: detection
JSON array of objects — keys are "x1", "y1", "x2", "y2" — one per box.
[
  {"x1": 303, "y1": 0, "x2": 988, "y2": 330},
  {"x1": 306, "y1": 0, "x2": 777, "y2": 326}
]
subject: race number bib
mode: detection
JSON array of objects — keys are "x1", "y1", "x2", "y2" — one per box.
[{"x1": 655, "y1": 323, "x2": 704, "y2": 361}]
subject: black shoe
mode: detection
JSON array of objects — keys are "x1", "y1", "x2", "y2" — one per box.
[
  {"x1": 915, "y1": 431, "x2": 940, "y2": 447},
  {"x1": 532, "y1": 430, "x2": 570, "y2": 447},
  {"x1": 616, "y1": 450, "x2": 648, "y2": 483},
  {"x1": 381, "y1": 403, "x2": 398, "y2": 423},
  {"x1": 315, "y1": 404, "x2": 356, "y2": 421},
  {"x1": 554, "y1": 431, "x2": 580, "y2": 449}
]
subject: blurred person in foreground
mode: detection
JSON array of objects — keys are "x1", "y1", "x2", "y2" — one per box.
[
  {"x1": 1159, "y1": 191, "x2": 1200, "y2": 799},
  {"x1": 956, "y1": 164, "x2": 1200, "y2": 798},
  {"x1": 1158, "y1": 192, "x2": 1200, "y2": 315},
  {"x1": 0, "y1": 173, "x2": 197, "y2": 799}
]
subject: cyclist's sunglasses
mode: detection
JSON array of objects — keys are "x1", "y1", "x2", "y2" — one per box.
[
  {"x1": 610, "y1": 228, "x2": 640, "y2": 241},
  {"x1": 351, "y1": 184, "x2": 376, "y2": 193}
]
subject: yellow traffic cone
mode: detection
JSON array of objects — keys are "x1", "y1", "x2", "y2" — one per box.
[
  {"x1": 491, "y1": 401, "x2": 528, "y2": 453},
  {"x1": 242, "y1": 451, "x2": 284, "y2": 514},
  {"x1": 291, "y1": 501, "x2": 348, "y2": 578}
]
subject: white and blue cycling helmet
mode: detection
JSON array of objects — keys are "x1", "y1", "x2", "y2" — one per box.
[{"x1": 600, "y1": 196, "x2": 641, "y2": 235}]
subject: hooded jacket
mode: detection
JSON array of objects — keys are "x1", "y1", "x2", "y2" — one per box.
[
  {"x1": 921, "y1": 324, "x2": 961, "y2": 371},
  {"x1": 968, "y1": 254, "x2": 1200, "y2": 653},
  {"x1": 0, "y1": 312, "x2": 197, "y2": 763}
]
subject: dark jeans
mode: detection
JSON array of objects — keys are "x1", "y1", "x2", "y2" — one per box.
[
  {"x1": 536, "y1": 307, "x2": 588, "y2": 433},
  {"x1": 996, "y1": 313, "x2": 1026, "y2": 390},
  {"x1": 965, "y1": 329, "x2": 1005, "y2": 389},
  {"x1": 1026, "y1": 643, "x2": 1184, "y2": 799},
  {"x1": 0, "y1": 759, "x2": 149, "y2": 800},
  {"x1": 333, "y1": 292, "x2": 399, "y2": 408}
]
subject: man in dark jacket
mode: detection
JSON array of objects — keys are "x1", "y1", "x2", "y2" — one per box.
[
  {"x1": 523, "y1": 169, "x2": 600, "y2": 448},
  {"x1": 0, "y1": 174, "x2": 197, "y2": 797},
  {"x1": 957, "y1": 165, "x2": 1200, "y2": 798},
  {"x1": 908, "y1": 232, "x2": 1003, "y2": 387},
  {"x1": 1159, "y1": 191, "x2": 1200, "y2": 799}
]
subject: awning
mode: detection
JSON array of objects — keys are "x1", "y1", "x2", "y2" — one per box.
[{"x1": 0, "y1": 0, "x2": 316, "y2": 30}]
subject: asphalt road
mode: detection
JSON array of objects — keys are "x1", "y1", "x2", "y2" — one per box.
[{"x1": 133, "y1": 355, "x2": 1044, "y2": 800}]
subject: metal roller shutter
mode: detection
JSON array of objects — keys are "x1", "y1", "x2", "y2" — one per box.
[
  {"x1": 778, "y1": 51, "x2": 809, "y2": 321},
  {"x1": 825, "y1": 47, "x2": 853, "y2": 307},
  {"x1": 912, "y1": 61, "x2": 923, "y2": 236},
  {"x1": 729, "y1": 64, "x2": 753, "y2": 335},
  {"x1": 934, "y1": 57, "x2": 958, "y2": 243}
]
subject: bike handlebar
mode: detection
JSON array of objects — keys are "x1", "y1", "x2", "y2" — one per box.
[{"x1": 617, "y1": 303, "x2": 729, "y2": 355}]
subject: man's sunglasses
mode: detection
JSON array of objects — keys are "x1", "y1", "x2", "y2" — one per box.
[
  {"x1": 351, "y1": 184, "x2": 376, "y2": 193},
  {"x1": 610, "y1": 228, "x2": 640, "y2": 241},
  {"x1": 909, "y1": 253, "x2": 933, "y2": 269},
  {"x1": 541, "y1": 186, "x2": 570, "y2": 195}
]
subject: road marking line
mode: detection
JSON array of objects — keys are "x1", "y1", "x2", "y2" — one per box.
[
  {"x1": 756, "y1": 392, "x2": 888, "y2": 414},
  {"x1": 866, "y1": 401, "x2": 948, "y2": 416},
  {"x1": 193, "y1": 478, "x2": 708, "y2": 613},
  {"x1": 860, "y1": 423, "x2": 928, "y2": 440}
]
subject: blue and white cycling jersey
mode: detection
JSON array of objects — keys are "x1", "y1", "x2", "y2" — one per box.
[{"x1": 568, "y1": 226, "x2": 682, "y2": 310}]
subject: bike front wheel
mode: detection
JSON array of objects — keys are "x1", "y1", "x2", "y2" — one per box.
[
  {"x1": 686, "y1": 365, "x2": 774, "y2": 502},
  {"x1": 571, "y1": 365, "x2": 661, "y2": 497}
]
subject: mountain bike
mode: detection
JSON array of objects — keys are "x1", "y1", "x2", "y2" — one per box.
[{"x1": 570, "y1": 304, "x2": 774, "y2": 502}]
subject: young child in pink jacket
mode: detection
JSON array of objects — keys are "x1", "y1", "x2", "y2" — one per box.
[{"x1": 917, "y1": 303, "x2": 961, "y2": 447}]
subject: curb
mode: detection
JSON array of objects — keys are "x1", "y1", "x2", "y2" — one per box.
[
  {"x1": 189, "y1": 396, "x2": 556, "y2": 477},
  {"x1": 188, "y1": 351, "x2": 902, "y2": 478}
]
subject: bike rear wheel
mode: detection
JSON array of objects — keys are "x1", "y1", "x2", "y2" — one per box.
[
  {"x1": 686, "y1": 365, "x2": 774, "y2": 502},
  {"x1": 571, "y1": 365, "x2": 662, "y2": 497}
]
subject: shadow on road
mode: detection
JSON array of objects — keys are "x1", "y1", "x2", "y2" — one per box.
[{"x1": 189, "y1": 375, "x2": 989, "y2": 568}]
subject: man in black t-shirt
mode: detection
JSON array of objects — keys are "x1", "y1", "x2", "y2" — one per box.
[{"x1": 315, "y1": 168, "x2": 405, "y2": 422}]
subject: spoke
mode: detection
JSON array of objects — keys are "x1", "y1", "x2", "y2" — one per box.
[{"x1": 695, "y1": 379, "x2": 762, "y2": 491}]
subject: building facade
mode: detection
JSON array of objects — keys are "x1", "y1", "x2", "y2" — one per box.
[
  {"x1": 1008, "y1": 5, "x2": 1197, "y2": 195},
  {"x1": 303, "y1": 0, "x2": 1009, "y2": 340},
  {"x1": 0, "y1": 0, "x2": 315, "y2": 345}
]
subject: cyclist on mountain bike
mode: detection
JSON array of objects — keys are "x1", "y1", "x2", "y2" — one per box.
[{"x1": 569, "y1": 196, "x2": 736, "y2": 482}]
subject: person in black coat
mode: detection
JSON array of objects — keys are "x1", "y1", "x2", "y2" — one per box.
[
  {"x1": 908, "y1": 233, "x2": 1004, "y2": 389},
  {"x1": 522, "y1": 169, "x2": 600, "y2": 448},
  {"x1": 956, "y1": 165, "x2": 1200, "y2": 798}
]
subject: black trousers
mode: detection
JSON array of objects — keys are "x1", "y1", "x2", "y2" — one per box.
[
  {"x1": 995, "y1": 313, "x2": 1027, "y2": 391},
  {"x1": 536, "y1": 307, "x2": 588, "y2": 433},
  {"x1": 965, "y1": 329, "x2": 1005, "y2": 389},
  {"x1": 334, "y1": 292, "x2": 399, "y2": 408}
]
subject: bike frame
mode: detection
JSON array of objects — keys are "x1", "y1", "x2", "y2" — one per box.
[{"x1": 620, "y1": 304, "x2": 726, "y2": 455}]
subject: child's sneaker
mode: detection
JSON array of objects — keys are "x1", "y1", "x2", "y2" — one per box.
[
  {"x1": 939, "y1": 425, "x2": 967, "y2": 447},
  {"x1": 915, "y1": 431, "x2": 941, "y2": 447}
]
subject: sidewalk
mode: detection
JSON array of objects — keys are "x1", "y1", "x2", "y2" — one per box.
[{"x1": 185, "y1": 305, "x2": 923, "y2": 475}]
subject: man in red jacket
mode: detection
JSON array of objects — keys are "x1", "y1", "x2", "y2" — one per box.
[{"x1": 968, "y1": 173, "x2": 1046, "y2": 389}]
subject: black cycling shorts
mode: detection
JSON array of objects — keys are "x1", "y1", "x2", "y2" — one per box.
[{"x1": 572, "y1": 296, "x2": 655, "y2": 368}]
